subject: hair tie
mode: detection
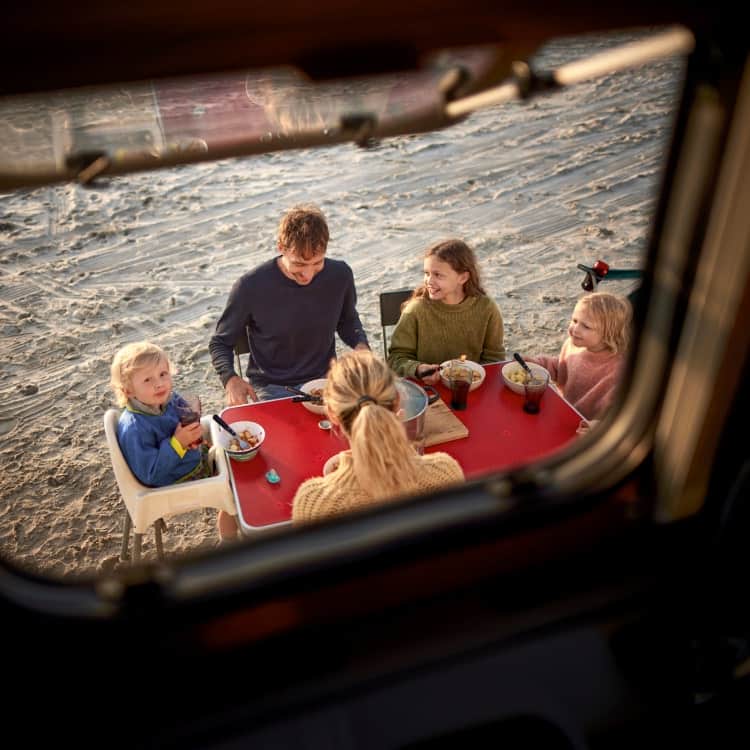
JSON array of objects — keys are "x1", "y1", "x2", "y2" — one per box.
[{"x1": 357, "y1": 394, "x2": 377, "y2": 408}]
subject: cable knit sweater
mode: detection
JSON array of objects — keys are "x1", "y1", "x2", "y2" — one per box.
[
  {"x1": 530, "y1": 339, "x2": 625, "y2": 421},
  {"x1": 387, "y1": 295, "x2": 505, "y2": 378},
  {"x1": 292, "y1": 450, "x2": 465, "y2": 523}
]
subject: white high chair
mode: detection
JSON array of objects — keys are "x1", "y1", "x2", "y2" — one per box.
[{"x1": 103, "y1": 409, "x2": 236, "y2": 562}]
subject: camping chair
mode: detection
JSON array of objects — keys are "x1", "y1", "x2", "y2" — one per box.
[
  {"x1": 103, "y1": 409, "x2": 236, "y2": 562},
  {"x1": 379, "y1": 289, "x2": 412, "y2": 358},
  {"x1": 234, "y1": 325, "x2": 251, "y2": 380}
]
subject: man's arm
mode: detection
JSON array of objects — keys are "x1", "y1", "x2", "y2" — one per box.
[{"x1": 336, "y1": 269, "x2": 370, "y2": 350}]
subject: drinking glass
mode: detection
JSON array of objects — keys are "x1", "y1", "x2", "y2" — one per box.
[
  {"x1": 177, "y1": 392, "x2": 203, "y2": 446},
  {"x1": 448, "y1": 366, "x2": 472, "y2": 411},
  {"x1": 523, "y1": 374, "x2": 549, "y2": 414},
  {"x1": 177, "y1": 392, "x2": 202, "y2": 425}
]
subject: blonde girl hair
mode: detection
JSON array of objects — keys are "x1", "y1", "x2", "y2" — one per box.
[
  {"x1": 411, "y1": 238, "x2": 487, "y2": 303},
  {"x1": 578, "y1": 292, "x2": 632, "y2": 354},
  {"x1": 110, "y1": 341, "x2": 172, "y2": 407},
  {"x1": 324, "y1": 350, "x2": 421, "y2": 500}
]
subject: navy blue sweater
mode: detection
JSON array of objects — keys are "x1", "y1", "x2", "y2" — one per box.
[{"x1": 209, "y1": 257, "x2": 369, "y2": 387}]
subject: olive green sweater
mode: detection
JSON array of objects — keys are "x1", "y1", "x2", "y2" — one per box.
[{"x1": 387, "y1": 295, "x2": 505, "y2": 378}]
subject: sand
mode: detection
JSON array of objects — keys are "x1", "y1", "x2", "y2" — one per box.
[{"x1": 0, "y1": 29, "x2": 683, "y2": 578}]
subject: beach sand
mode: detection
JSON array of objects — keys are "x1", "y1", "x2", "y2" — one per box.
[{"x1": 0, "y1": 30, "x2": 683, "y2": 578}]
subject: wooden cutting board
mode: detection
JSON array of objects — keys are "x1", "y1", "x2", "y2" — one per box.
[{"x1": 423, "y1": 399, "x2": 469, "y2": 447}]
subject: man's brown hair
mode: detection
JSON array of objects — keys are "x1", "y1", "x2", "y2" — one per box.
[{"x1": 278, "y1": 204, "x2": 329, "y2": 259}]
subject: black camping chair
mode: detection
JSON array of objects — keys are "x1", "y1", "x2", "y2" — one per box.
[
  {"x1": 378, "y1": 289, "x2": 412, "y2": 358},
  {"x1": 234, "y1": 326, "x2": 251, "y2": 380}
]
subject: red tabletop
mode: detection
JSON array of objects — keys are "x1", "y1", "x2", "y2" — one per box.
[
  {"x1": 424, "y1": 362, "x2": 583, "y2": 478},
  {"x1": 217, "y1": 363, "x2": 583, "y2": 532}
]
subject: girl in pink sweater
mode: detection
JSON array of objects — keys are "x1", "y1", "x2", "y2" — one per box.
[{"x1": 529, "y1": 292, "x2": 632, "y2": 421}]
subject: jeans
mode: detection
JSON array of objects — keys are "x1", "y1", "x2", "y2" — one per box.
[{"x1": 249, "y1": 379, "x2": 307, "y2": 402}]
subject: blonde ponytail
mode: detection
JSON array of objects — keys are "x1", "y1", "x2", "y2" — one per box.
[{"x1": 324, "y1": 350, "x2": 421, "y2": 500}]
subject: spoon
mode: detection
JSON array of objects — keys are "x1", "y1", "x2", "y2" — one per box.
[
  {"x1": 212, "y1": 414, "x2": 250, "y2": 450},
  {"x1": 284, "y1": 385, "x2": 308, "y2": 397},
  {"x1": 513, "y1": 352, "x2": 534, "y2": 380},
  {"x1": 284, "y1": 385, "x2": 323, "y2": 403}
]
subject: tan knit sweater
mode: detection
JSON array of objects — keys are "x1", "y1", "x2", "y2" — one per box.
[
  {"x1": 292, "y1": 450, "x2": 465, "y2": 523},
  {"x1": 387, "y1": 295, "x2": 505, "y2": 378}
]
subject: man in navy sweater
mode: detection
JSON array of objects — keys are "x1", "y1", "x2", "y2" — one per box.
[{"x1": 209, "y1": 204, "x2": 370, "y2": 405}]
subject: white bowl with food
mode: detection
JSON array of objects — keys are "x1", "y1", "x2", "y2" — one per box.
[
  {"x1": 501, "y1": 361, "x2": 551, "y2": 395},
  {"x1": 216, "y1": 420, "x2": 265, "y2": 462},
  {"x1": 299, "y1": 378, "x2": 327, "y2": 415},
  {"x1": 440, "y1": 359, "x2": 486, "y2": 391}
]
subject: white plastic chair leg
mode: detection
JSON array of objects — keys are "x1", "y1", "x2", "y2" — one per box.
[
  {"x1": 120, "y1": 510, "x2": 132, "y2": 562},
  {"x1": 154, "y1": 520, "x2": 164, "y2": 560}
]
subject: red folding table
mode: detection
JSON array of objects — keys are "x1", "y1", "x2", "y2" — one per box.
[{"x1": 213, "y1": 362, "x2": 583, "y2": 533}]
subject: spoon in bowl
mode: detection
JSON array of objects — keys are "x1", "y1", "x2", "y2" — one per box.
[
  {"x1": 212, "y1": 414, "x2": 250, "y2": 450},
  {"x1": 284, "y1": 385, "x2": 323, "y2": 403},
  {"x1": 513, "y1": 352, "x2": 534, "y2": 381}
]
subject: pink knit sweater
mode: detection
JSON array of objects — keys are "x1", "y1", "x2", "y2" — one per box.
[{"x1": 530, "y1": 339, "x2": 625, "y2": 421}]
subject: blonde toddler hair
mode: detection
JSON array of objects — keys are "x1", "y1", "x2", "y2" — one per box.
[
  {"x1": 324, "y1": 350, "x2": 421, "y2": 500},
  {"x1": 110, "y1": 341, "x2": 172, "y2": 407},
  {"x1": 578, "y1": 292, "x2": 632, "y2": 354}
]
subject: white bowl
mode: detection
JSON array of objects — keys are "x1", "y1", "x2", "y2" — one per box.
[
  {"x1": 501, "y1": 361, "x2": 550, "y2": 395},
  {"x1": 299, "y1": 378, "x2": 327, "y2": 415},
  {"x1": 215, "y1": 420, "x2": 265, "y2": 461},
  {"x1": 440, "y1": 359, "x2": 486, "y2": 392}
]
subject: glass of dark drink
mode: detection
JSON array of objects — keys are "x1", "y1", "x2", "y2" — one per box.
[
  {"x1": 177, "y1": 392, "x2": 203, "y2": 447},
  {"x1": 523, "y1": 374, "x2": 548, "y2": 414},
  {"x1": 448, "y1": 367, "x2": 472, "y2": 411},
  {"x1": 177, "y1": 392, "x2": 202, "y2": 425}
]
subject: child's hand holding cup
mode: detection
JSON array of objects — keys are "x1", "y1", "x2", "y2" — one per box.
[{"x1": 176, "y1": 392, "x2": 203, "y2": 449}]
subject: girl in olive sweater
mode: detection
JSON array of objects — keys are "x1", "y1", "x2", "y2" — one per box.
[{"x1": 387, "y1": 239, "x2": 505, "y2": 385}]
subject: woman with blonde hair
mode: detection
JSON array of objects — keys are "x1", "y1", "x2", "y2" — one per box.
[{"x1": 292, "y1": 350, "x2": 464, "y2": 523}]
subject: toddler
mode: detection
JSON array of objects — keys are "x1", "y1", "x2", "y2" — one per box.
[
  {"x1": 110, "y1": 341, "x2": 237, "y2": 539},
  {"x1": 528, "y1": 292, "x2": 632, "y2": 421}
]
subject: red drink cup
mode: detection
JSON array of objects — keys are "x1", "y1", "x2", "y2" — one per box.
[
  {"x1": 523, "y1": 375, "x2": 548, "y2": 414},
  {"x1": 449, "y1": 369, "x2": 472, "y2": 410}
]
